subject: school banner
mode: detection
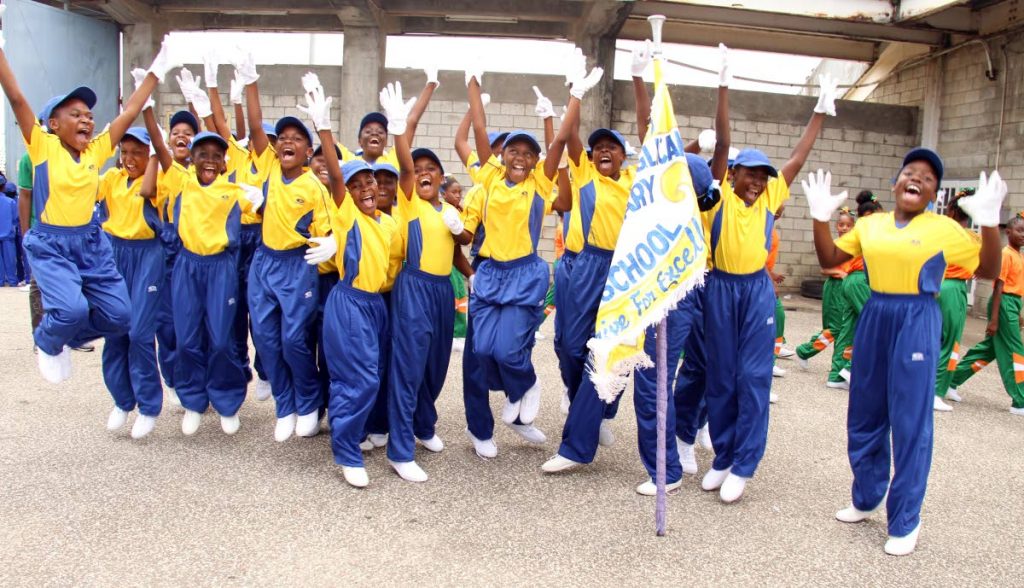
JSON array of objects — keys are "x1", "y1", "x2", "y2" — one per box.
[{"x1": 587, "y1": 58, "x2": 707, "y2": 402}]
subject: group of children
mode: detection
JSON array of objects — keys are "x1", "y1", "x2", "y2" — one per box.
[{"x1": 1, "y1": 10, "x2": 1015, "y2": 556}]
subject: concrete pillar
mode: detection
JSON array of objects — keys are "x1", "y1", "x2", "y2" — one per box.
[
  {"x1": 920, "y1": 56, "x2": 943, "y2": 149},
  {"x1": 572, "y1": 34, "x2": 616, "y2": 135},
  {"x1": 122, "y1": 21, "x2": 168, "y2": 120},
  {"x1": 340, "y1": 25, "x2": 385, "y2": 145}
]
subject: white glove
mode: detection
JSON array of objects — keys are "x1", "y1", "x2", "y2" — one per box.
[
  {"x1": 631, "y1": 40, "x2": 652, "y2": 78},
  {"x1": 229, "y1": 76, "x2": 244, "y2": 105},
  {"x1": 176, "y1": 69, "x2": 212, "y2": 119},
  {"x1": 240, "y1": 184, "x2": 264, "y2": 211},
  {"x1": 425, "y1": 66, "x2": 439, "y2": 88},
  {"x1": 569, "y1": 67, "x2": 604, "y2": 100},
  {"x1": 0, "y1": 5, "x2": 7, "y2": 51},
  {"x1": 296, "y1": 77, "x2": 333, "y2": 132},
  {"x1": 480, "y1": 93, "x2": 491, "y2": 108},
  {"x1": 698, "y1": 129, "x2": 716, "y2": 153},
  {"x1": 304, "y1": 236, "x2": 338, "y2": 265},
  {"x1": 233, "y1": 50, "x2": 259, "y2": 86},
  {"x1": 958, "y1": 170, "x2": 1008, "y2": 228},
  {"x1": 814, "y1": 73, "x2": 839, "y2": 117},
  {"x1": 718, "y1": 43, "x2": 732, "y2": 87},
  {"x1": 301, "y1": 71, "x2": 321, "y2": 95},
  {"x1": 131, "y1": 68, "x2": 155, "y2": 111},
  {"x1": 532, "y1": 86, "x2": 555, "y2": 119},
  {"x1": 564, "y1": 46, "x2": 587, "y2": 87},
  {"x1": 146, "y1": 35, "x2": 178, "y2": 83},
  {"x1": 801, "y1": 169, "x2": 848, "y2": 222},
  {"x1": 442, "y1": 206, "x2": 464, "y2": 235},
  {"x1": 379, "y1": 82, "x2": 416, "y2": 137},
  {"x1": 203, "y1": 52, "x2": 219, "y2": 89},
  {"x1": 622, "y1": 139, "x2": 637, "y2": 157}
]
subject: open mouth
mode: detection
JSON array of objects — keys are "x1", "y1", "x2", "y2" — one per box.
[
  {"x1": 359, "y1": 192, "x2": 376, "y2": 207},
  {"x1": 905, "y1": 183, "x2": 922, "y2": 196},
  {"x1": 281, "y1": 147, "x2": 296, "y2": 158},
  {"x1": 367, "y1": 137, "x2": 382, "y2": 147},
  {"x1": 317, "y1": 170, "x2": 329, "y2": 182},
  {"x1": 418, "y1": 176, "x2": 432, "y2": 189},
  {"x1": 598, "y1": 154, "x2": 612, "y2": 164}
]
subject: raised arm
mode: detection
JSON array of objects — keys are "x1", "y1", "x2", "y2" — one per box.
[
  {"x1": 803, "y1": 170, "x2": 853, "y2": 268},
  {"x1": 466, "y1": 71, "x2": 491, "y2": 164},
  {"x1": 235, "y1": 52, "x2": 269, "y2": 156},
  {"x1": 110, "y1": 38, "x2": 176, "y2": 145},
  {"x1": 710, "y1": 46, "x2": 732, "y2": 181},
  {"x1": 203, "y1": 55, "x2": 234, "y2": 141},
  {"x1": 141, "y1": 104, "x2": 173, "y2": 172},
  {"x1": 381, "y1": 83, "x2": 416, "y2": 199},
  {"x1": 140, "y1": 152, "x2": 160, "y2": 201},
  {"x1": 959, "y1": 171, "x2": 1010, "y2": 281},
  {"x1": 403, "y1": 69, "x2": 438, "y2": 143},
  {"x1": 297, "y1": 74, "x2": 344, "y2": 198},
  {"x1": 228, "y1": 69, "x2": 247, "y2": 140},
  {"x1": 548, "y1": 51, "x2": 602, "y2": 183},
  {"x1": 780, "y1": 74, "x2": 837, "y2": 186},
  {"x1": 454, "y1": 108, "x2": 474, "y2": 166},
  {"x1": 630, "y1": 41, "x2": 653, "y2": 144}
]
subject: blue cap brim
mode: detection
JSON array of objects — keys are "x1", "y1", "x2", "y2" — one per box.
[
  {"x1": 411, "y1": 147, "x2": 444, "y2": 175},
  {"x1": 359, "y1": 112, "x2": 389, "y2": 136},
  {"x1": 191, "y1": 131, "x2": 228, "y2": 151},
  {"x1": 502, "y1": 130, "x2": 541, "y2": 154},
  {"x1": 53, "y1": 86, "x2": 97, "y2": 113},
  {"x1": 373, "y1": 162, "x2": 399, "y2": 178},
  {"x1": 587, "y1": 128, "x2": 626, "y2": 151},
  {"x1": 170, "y1": 111, "x2": 200, "y2": 135},
  {"x1": 275, "y1": 116, "x2": 313, "y2": 144},
  {"x1": 121, "y1": 126, "x2": 151, "y2": 147},
  {"x1": 342, "y1": 160, "x2": 375, "y2": 184},
  {"x1": 262, "y1": 122, "x2": 277, "y2": 138}
]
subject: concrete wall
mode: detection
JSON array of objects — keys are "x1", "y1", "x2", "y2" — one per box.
[
  {"x1": 158, "y1": 65, "x2": 920, "y2": 288},
  {"x1": 866, "y1": 31, "x2": 1024, "y2": 311}
]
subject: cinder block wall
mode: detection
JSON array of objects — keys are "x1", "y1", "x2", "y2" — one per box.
[{"x1": 158, "y1": 66, "x2": 920, "y2": 291}]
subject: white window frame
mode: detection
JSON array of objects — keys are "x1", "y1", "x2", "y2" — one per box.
[{"x1": 935, "y1": 179, "x2": 980, "y2": 306}]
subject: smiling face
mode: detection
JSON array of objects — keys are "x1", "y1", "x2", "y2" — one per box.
[
  {"x1": 276, "y1": 126, "x2": 312, "y2": 173},
  {"x1": 310, "y1": 154, "x2": 329, "y2": 186},
  {"x1": 836, "y1": 213, "x2": 855, "y2": 237},
  {"x1": 359, "y1": 122, "x2": 387, "y2": 160},
  {"x1": 1008, "y1": 217, "x2": 1024, "y2": 249},
  {"x1": 119, "y1": 137, "x2": 149, "y2": 180},
  {"x1": 892, "y1": 160, "x2": 938, "y2": 218},
  {"x1": 346, "y1": 170, "x2": 379, "y2": 216},
  {"x1": 190, "y1": 141, "x2": 226, "y2": 185},
  {"x1": 590, "y1": 137, "x2": 626, "y2": 179},
  {"x1": 49, "y1": 99, "x2": 95, "y2": 154},
  {"x1": 414, "y1": 156, "x2": 444, "y2": 202},
  {"x1": 373, "y1": 171, "x2": 397, "y2": 213},
  {"x1": 502, "y1": 140, "x2": 539, "y2": 185},
  {"x1": 443, "y1": 179, "x2": 463, "y2": 209},
  {"x1": 731, "y1": 165, "x2": 771, "y2": 205},
  {"x1": 169, "y1": 122, "x2": 196, "y2": 164}
]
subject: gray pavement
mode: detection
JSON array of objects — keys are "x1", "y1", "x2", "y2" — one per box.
[{"x1": 1, "y1": 288, "x2": 1022, "y2": 586}]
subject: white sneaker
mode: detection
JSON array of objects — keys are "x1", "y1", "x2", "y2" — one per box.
[
  {"x1": 697, "y1": 424, "x2": 713, "y2": 451},
  {"x1": 560, "y1": 387, "x2": 570, "y2": 415},
  {"x1": 519, "y1": 379, "x2": 542, "y2": 424},
  {"x1": 778, "y1": 347, "x2": 795, "y2": 358},
  {"x1": 417, "y1": 435, "x2": 445, "y2": 452},
  {"x1": 18, "y1": 283, "x2": 30, "y2": 292},
  {"x1": 797, "y1": 357, "x2": 809, "y2": 370},
  {"x1": 507, "y1": 422, "x2": 547, "y2": 444},
  {"x1": 701, "y1": 467, "x2": 731, "y2": 491},
  {"x1": 107, "y1": 407, "x2": 129, "y2": 431},
  {"x1": 368, "y1": 433, "x2": 388, "y2": 448},
  {"x1": 772, "y1": 365, "x2": 786, "y2": 377},
  {"x1": 275, "y1": 413, "x2": 297, "y2": 442},
  {"x1": 677, "y1": 438, "x2": 698, "y2": 475},
  {"x1": 390, "y1": 460, "x2": 428, "y2": 482},
  {"x1": 295, "y1": 412, "x2": 321, "y2": 437},
  {"x1": 181, "y1": 410, "x2": 202, "y2": 435},
  {"x1": 826, "y1": 380, "x2": 850, "y2": 390},
  {"x1": 946, "y1": 388, "x2": 962, "y2": 402},
  {"x1": 769, "y1": 391, "x2": 779, "y2": 404},
  {"x1": 636, "y1": 478, "x2": 683, "y2": 496},
  {"x1": 720, "y1": 473, "x2": 748, "y2": 503},
  {"x1": 884, "y1": 524, "x2": 921, "y2": 556},
  {"x1": 166, "y1": 387, "x2": 181, "y2": 407},
  {"x1": 131, "y1": 414, "x2": 157, "y2": 439},
  {"x1": 59, "y1": 346, "x2": 73, "y2": 380},
  {"x1": 465, "y1": 429, "x2": 498, "y2": 458},
  {"x1": 1010, "y1": 407, "x2": 1024, "y2": 416},
  {"x1": 37, "y1": 348, "x2": 67, "y2": 383},
  {"x1": 933, "y1": 396, "x2": 953, "y2": 412},
  {"x1": 839, "y1": 368, "x2": 851, "y2": 382},
  {"x1": 598, "y1": 419, "x2": 615, "y2": 447},
  {"x1": 254, "y1": 378, "x2": 272, "y2": 401},
  {"x1": 541, "y1": 453, "x2": 581, "y2": 473},
  {"x1": 451, "y1": 338, "x2": 465, "y2": 353},
  {"x1": 220, "y1": 414, "x2": 240, "y2": 435},
  {"x1": 501, "y1": 397, "x2": 521, "y2": 425},
  {"x1": 359, "y1": 439, "x2": 374, "y2": 451},
  {"x1": 341, "y1": 466, "x2": 369, "y2": 488},
  {"x1": 835, "y1": 501, "x2": 883, "y2": 523}
]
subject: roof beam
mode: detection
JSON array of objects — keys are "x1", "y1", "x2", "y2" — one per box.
[
  {"x1": 398, "y1": 16, "x2": 570, "y2": 39},
  {"x1": 381, "y1": 0, "x2": 583, "y2": 22},
  {"x1": 843, "y1": 42, "x2": 931, "y2": 101},
  {"x1": 895, "y1": 0, "x2": 971, "y2": 22},
  {"x1": 635, "y1": 0, "x2": 896, "y2": 23},
  {"x1": 168, "y1": 13, "x2": 343, "y2": 32},
  {"x1": 154, "y1": 0, "x2": 349, "y2": 14}
]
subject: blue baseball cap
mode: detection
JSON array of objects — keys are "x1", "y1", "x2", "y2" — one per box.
[
  {"x1": 359, "y1": 112, "x2": 388, "y2": 135},
  {"x1": 685, "y1": 153, "x2": 714, "y2": 198},
  {"x1": 488, "y1": 131, "x2": 510, "y2": 147},
  {"x1": 170, "y1": 110, "x2": 200, "y2": 135},
  {"x1": 587, "y1": 128, "x2": 627, "y2": 151},
  {"x1": 502, "y1": 130, "x2": 541, "y2": 154},
  {"x1": 342, "y1": 160, "x2": 374, "y2": 184},
  {"x1": 121, "y1": 127, "x2": 151, "y2": 147},
  {"x1": 191, "y1": 131, "x2": 228, "y2": 152},
  {"x1": 373, "y1": 162, "x2": 399, "y2": 178},
  {"x1": 732, "y1": 148, "x2": 777, "y2": 177},
  {"x1": 275, "y1": 116, "x2": 313, "y2": 144},
  {"x1": 261, "y1": 122, "x2": 277, "y2": 138},
  {"x1": 902, "y1": 147, "x2": 944, "y2": 187},
  {"x1": 47, "y1": 86, "x2": 97, "y2": 120},
  {"x1": 411, "y1": 147, "x2": 444, "y2": 174},
  {"x1": 38, "y1": 96, "x2": 63, "y2": 124}
]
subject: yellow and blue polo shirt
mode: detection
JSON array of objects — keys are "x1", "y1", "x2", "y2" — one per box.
[
  {"x1": 703, "y1": 176, "x2": 790, "y2": 274},
  {"x1": 25, "y1": 122, "x2": 114, "y2": 227},
  {"x1": 226, "y1": 137, "x2": 262, "y2": 225},
  {"x1": 249, "y1": 148, "x2": 332, "y2": 251},
  {"x1": 97, "y1": 168, "x2": 161, "y2": 240},
  {"x1": 332, "y1": 192, "x2": 401, "y2": 293},
  {"x1": 172, "y1": 173, "x2": 256, "y2": 256},
  {"x1": 835, "y1": 211, "x2": 980, "y2": 295},
  {"x1": 568, "y1": 156, "x2": 635, "y2": 252},
  {"x1": 394, "y1": 186, "x2": 458, "y2": 277}
]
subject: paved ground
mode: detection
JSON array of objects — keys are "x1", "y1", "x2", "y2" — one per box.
[{"x1": 1, "y1": 288, "x2": 1022, "y2": 586}]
